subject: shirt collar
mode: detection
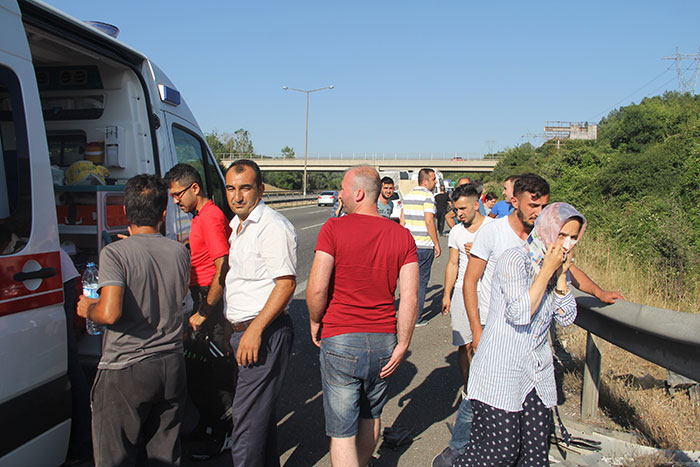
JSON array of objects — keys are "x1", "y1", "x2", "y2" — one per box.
[
  {"x1": 230, "y1": 200, "x2": 266, "y2": 231},
  {"x1": 192, "y1": 199, "x2": 213, "y2": 217}
]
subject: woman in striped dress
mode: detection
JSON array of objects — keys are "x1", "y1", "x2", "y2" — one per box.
[{"x1": 455, "y1": 202, "x2": 586, "y2": 467}]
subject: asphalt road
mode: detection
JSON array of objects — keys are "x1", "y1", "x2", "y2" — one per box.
[{"x1": 183, "y1": 204, "x2": 465, "y2": 466}]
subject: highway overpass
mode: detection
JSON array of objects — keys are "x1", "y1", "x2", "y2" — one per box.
[{"x1": 220, "y1": 156, "x2": 498, "y2": 173}]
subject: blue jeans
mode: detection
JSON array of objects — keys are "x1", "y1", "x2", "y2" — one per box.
[
  {"x1": 320, "y1": 332, "x2": 397, "y2": 438},
  {"x1": 449, "y1": 397, "x2": 473, "y2": 453},
  {"x1": 416, "y1": 248, "x2": 435, "y2": 323}
]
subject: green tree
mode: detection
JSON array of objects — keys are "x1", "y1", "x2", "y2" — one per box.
[
  {"x1": 281, "y1": 146, "x2": 295, "y2": 159},
  {"x1": 205, "y1": 130, "x2": 227, "y2": 165},
  {"x1": 229, "y1": 129, "x2": 255, "y2": 158}
]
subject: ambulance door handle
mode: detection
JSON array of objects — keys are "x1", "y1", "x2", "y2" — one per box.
[{"x1": 13, "y1": 267, "x2": 57, "y2": 282}]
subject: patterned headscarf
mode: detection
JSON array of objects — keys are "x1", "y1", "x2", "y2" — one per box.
[{"x1": 525, "y1": 202, "x2": 587, "y2": 279}]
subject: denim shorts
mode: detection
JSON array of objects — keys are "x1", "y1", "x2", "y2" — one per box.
[{"x1": 320, "y1": 332, "x2": 397, "y2": 438}]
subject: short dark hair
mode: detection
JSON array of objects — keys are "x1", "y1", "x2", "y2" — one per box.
[
  {"x1": 418, "y1": 168, "x2": 434, "y2": 184},
  {"x1": 124, "y1": 174, "x2": 168, "y2": 227},
  {"x1": 380, "y1": 176, "x2": 394, "y2": 186},
  {"x1": 451, "y1": 183, "x2": 479, "y2": 202},
  {"x1": 225, "y1": 159, "x2": 262, "y2": 187},
  {"x1": 513, "y1": 173, "x2": 549, "y2": 199},
  {"x1": 484, "y1": 191, "x2": 498, "y2": 201},
  {"x1": 164, "y1": 163, "x2": 203, "y2": 189},
  {"x1": 505, "y1": 175, "x2": 519, "y2": 183},
  {"x1": 470, "y1": 179, "x2": 484, "y2": 195}
]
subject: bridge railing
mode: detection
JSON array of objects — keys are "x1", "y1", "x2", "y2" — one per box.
[
  {"x1": 573, "y1": 291, "x2": 700, "y2": 418},
  {"x1": 218, "y1": 152, "x2": 502, "y2": 161}
]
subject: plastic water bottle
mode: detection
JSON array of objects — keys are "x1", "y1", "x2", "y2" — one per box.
[{"x1": 82, "y1": 262, "x2": 105, "y2": 335}]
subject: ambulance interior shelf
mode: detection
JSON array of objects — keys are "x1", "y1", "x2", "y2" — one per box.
[{"x1": 55, "y1": 184, "x2": 129, "y2": 254}]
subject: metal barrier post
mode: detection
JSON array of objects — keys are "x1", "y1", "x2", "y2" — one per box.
[{"x1": 581, "y1": 331, "x2": 602, "y2": 418}]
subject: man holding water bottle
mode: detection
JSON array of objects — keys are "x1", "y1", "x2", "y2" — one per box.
[{"x1": 77, "y1": 174, "x2": 191, "y2": 466}]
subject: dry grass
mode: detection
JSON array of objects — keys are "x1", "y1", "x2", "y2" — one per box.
[
  {"x1": 554, "y1": 231, "x2": 700, "y2": 451},
  {"x1": 558, "y1": 325, "x2": 700, "y2": 450},
  {"x1": 620, "y1": 451, "x2": 677, "y2": 467},
  {"x1": 573, "y1": 232, "x2": 700, "y2": 314}
]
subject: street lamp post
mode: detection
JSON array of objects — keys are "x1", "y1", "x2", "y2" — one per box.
[{"x1": 282, "y1": 85, "x2": 334, "y2": 195}]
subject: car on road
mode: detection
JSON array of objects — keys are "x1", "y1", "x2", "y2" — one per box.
[
  {"x1": 318, "y1": 191, "x2": 338, "y2": 207},
  {"x1": 390, "y1": 191, "x2": 403, "y2": 221}
]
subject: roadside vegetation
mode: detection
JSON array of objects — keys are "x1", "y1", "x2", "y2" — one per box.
[
  {"x1": 485, "y1": 91, "x2": 700, "y2": 314},
  {"x1": 483, "y1": 92, "x2": 700, "y2": 452}
]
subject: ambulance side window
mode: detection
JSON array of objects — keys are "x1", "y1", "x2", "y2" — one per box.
[
  {"x1": 172, "y1": 124, "x2": 228, "y2": 215},
  {"x1": 0, "y1": 66, "x2": 32, "y2": 256}
]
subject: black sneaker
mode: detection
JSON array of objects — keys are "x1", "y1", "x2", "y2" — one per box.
[{"x1": 432, "y1": 446, "x2": 459, "y2": 467}]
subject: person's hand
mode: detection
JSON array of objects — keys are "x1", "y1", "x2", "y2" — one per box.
[
  {"x1": 76, "y1": 294, "x2": 98, "y2": 318},
  {"x1": 189, "y1": 312, "x2": 206, "y2": 331},
  {"x1": 561, "y1": 247, "x2": 576, "y2": 274},
  {"x1": 471, "y1": 325, "x2": 483, "y2": 350},
  {"x1": 441, "y1": 295, "x2": 451, "y2": 316},
  {"x1": 309, "y1": 321, "x2": 322, "y2": 348},
  {"x1": 117, "y1": 226, "x2": 132, "y2": 240},
  {"x1": 542, "y1": 243, "x2": 566, "y2": 275},
  {"x1": 380, "y1": 343, "x2": 409, "y2": 378},
  {"x1": 236, "y1": 326, "x2": 262, "y2": 366},
  {"x1": 434, "y1": 243, "x2": 441, "y2": 258},
  {"x1": 596, "y1": 290, "x2": 625, "y2": 304},
  {"x1": 464, "y1": 242, "x2": 473, "y2": 255}
]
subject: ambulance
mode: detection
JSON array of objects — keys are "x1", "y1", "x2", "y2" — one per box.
[{"x1": 0, "y1": 0, "x2": 227, "y2": 464}]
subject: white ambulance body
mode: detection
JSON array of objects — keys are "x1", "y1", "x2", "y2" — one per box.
[{"x1": 0, "y1": 1, "x2": 226, "y2": 464}]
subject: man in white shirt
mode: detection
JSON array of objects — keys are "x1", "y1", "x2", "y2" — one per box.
[
  {"x1": 441, "y1": 184, "x2": 492, "y2": 390},
  {"x1": 224, "y1": 159, "x2": 298, "y2": 467}
]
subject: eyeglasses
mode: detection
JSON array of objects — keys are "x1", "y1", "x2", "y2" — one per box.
[{"x1": 170, "y1": 183, "x2": 194, "y2": 201}]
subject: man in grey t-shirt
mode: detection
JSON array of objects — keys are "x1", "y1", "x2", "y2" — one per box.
[{"x1": 78, "y1": 174, "x2": 190, "y2": 466}]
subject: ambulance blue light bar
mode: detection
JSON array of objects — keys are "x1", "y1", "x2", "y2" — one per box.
[{"x1": 158, "y1": 84, "x2": 181, "y2": 106}]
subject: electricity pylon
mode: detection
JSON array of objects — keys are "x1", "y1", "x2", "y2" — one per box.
[{"x1": 663, "y1": 47, "x2": 700, "y2": 94}]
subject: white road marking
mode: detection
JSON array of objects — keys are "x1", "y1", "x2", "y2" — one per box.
[{"x1": 300, "y1": 222, "x2": 325, "y2": 231}]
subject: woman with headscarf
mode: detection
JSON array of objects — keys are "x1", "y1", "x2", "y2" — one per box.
[{"x1": 454, "y1": 202, "x2": 586, "y2": 467}]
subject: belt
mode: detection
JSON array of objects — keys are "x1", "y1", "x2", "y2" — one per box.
[{"x1": 230, "y1": 318, "x2": 256, "y2": 332}]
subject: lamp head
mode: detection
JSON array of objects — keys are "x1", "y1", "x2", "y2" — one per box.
[
  {"x1": 329, "y1": 85, "x2": 335, "y2": 89},
  {"x1": 282, "y1": 86, "x2": 289, "y2": 90}
]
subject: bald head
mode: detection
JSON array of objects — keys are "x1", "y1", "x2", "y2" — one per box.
[
  {"x1": 339, "y1": 166, "x2": 381, "y2": 214},
  {"x1": 457, "y1": 177, "x2": 470, "y2": 186},
  {"x1": 349, "y1": 166, "x2": 380, "y2": 201}
]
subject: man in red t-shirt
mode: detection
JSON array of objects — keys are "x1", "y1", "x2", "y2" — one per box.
[
  {"x1": 165, "y1": 163, "x2": 233, "y2": 459},
  {"x1": 307, "y1": 166, "x2": 419, "y2": 467}
]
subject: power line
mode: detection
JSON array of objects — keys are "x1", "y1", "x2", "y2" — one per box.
[
  {"x1": 587, "y1": 63, "x2": 673, "y2": 121},
  {"x1": 663, "y1": 46, "x2": 700, "y2": 93}
]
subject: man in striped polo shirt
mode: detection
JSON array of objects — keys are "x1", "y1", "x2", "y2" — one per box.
[{"x1": 401, "y1": 168, "x2": 441, "y2": 326}]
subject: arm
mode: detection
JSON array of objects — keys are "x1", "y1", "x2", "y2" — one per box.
[
  {"x1": 498, "y1": 245, "x2": 565, "y2": 325},
  {"x1": 236, "y1": 275, "x2": 296, "y2": 366},
  {"x1": 306, "y1": 250, "x2": 334, "y2": 347},
  {"x1": 569, "y1": 265, "x2": 624, "y2": 303},
  {"x1": 424, "y1": 211, "x2": 441, "y2": 257},
  {"x1": 445, "y1": 210, "x2": 457, "y2": 228},
  {"x1": 552, "y1": 254, "x2": 577, "y2": 326},
  {"x1": 400, "y1": 208, "x2": 406, "y2": 226},
  {"x1": 77, "y1": 285, "x2": 124, "y2": 325},
  {"x1": 380, "y1": 261, "x2": 419, "y2": 378},
  {"x1": 463, "y1": 256, "x2": 486, "y2": 348},
  {"x1": 190, "y1": 255, "x2": 228, "y2": 331},
  {"x1": 442, "y1": 247, "x2": 460, "y2": 315}
]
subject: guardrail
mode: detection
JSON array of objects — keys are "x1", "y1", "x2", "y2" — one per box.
[
  {"x1": 218, "y1": 152, "x2": 502, "y2": 161},
  {"x1": 573, "y1": 292, "x2": 700, "y2": 418},
  {"x1": 262, "y1": 193, "x2": 317, "y2": 205}
]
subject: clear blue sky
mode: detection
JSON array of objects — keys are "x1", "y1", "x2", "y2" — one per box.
[{"x1": 48, "y1": 0, "x2": 700, "y2": 157}]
